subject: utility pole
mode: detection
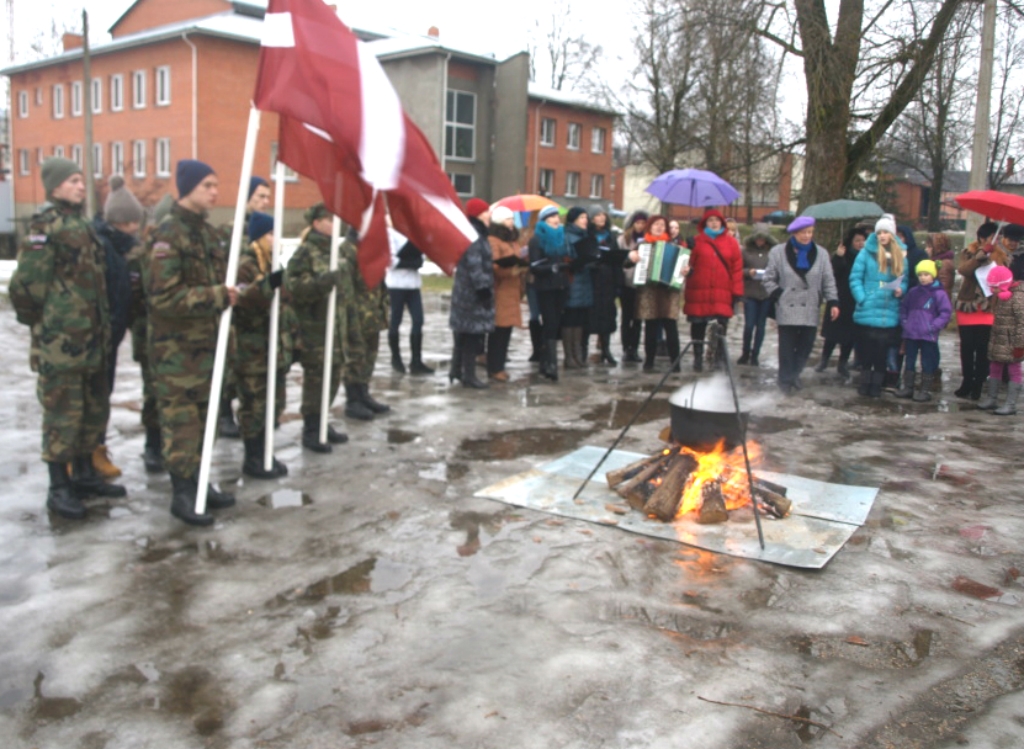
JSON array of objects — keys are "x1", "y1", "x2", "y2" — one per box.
[
  {"x1": 83, "y1": 9, "x2": 95, "y2": 218},
  {"x1": 965, "y1": 0, "x2": 997, "y2": 240}
]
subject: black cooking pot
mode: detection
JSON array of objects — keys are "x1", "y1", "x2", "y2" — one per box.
[{"x1": 668, "y1": 383, "x2": 749, "y2": 451}]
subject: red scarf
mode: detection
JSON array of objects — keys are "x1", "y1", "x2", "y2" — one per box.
[{"x1": 644, "y1": 232, "x2": 670, "y2": 243}]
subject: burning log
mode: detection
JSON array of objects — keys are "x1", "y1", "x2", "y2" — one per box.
[
  {"x1": 606, "y1": 454, "x2": 664, "y2": 489},
  {"x1": 613, "y1": 458, "x2": 669, "y2": 510},
  {"x1": 754, "y1": 482, "x2": 792, "y2": 518},
  {"x1": 643, "y1": 453, "x2": 699, "y2": 521},
  {"x1": 754, "y1": 477, "x2": 788, "y2": 497},
  {"x1": 696, "y1": 479, "x2": 729, "y2": 524}
]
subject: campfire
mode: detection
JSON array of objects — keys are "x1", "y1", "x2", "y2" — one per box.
[{"x1": 606, "y1": 440, "x2": 791, "y2": 524}]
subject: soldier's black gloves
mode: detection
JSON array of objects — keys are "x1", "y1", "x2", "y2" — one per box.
[{"x1": 268, "y1": 270, "x2": 284, "y2": 290}]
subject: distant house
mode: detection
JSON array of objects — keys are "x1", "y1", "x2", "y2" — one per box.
[{"x1": 889, "y1": 168, "x2": 970, "y2": 228}]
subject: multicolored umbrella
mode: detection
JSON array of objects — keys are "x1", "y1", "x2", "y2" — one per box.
[
  {"x1": 644, "y1": 169, "x2": 739, "y2": 207},
  {"x1": 492, "y1": 194, "x2": 561, "y2": 213}
]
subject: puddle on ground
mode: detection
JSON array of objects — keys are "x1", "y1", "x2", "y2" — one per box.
[
  {"x1": 139, "y1": 542, "x2": 199, "y2": 564},
  {"x1": 455, "y1": 427, "x2": 596, "y2": 461},
  {"x1": 161, "y1": 665, "x2": 229, "y2": 736},
  {"x1": 256, "y1": 490, "x2": 314, "y2": 509},
  {"x1": 294, "y1": 557, "x2": 415, "y2": 603},
  {"x1": 912, "y1": 629, "x2": 933, "y2": 660},
  {"x1": 580, "y1": 398, "x2": 672, "y2": 430},
  {"x1": 450, "y1": 510, "x2": 509, "y2": 557},
  {"x1": 29, "y1": 671, "x2": 82, "y2": 723},
  {"x1": 387, "y1": 429, "x2": 420, "y2": 444}
]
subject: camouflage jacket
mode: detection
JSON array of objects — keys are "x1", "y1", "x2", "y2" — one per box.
[
  {"x1": 286, "y1": 228, "x2": 351, "y2": 349},
  {"x1": 143, "y1": 203, "x2": 230, "y2": 384},
  {"x1": 9, "y1": 199, "x2": 109, "y2": 375},
  {"x1": 341, "y1": 238, "x2": 388, "y2": 334},
  {"x1": 233, "y1": 237, "x2": 296, "y2": 375}
]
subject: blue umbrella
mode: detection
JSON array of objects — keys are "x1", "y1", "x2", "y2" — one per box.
[{"x1": 644, "y1": 168, "x2": 739, "y2": 207}]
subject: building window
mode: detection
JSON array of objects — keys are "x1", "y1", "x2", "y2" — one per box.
[
  {"x1": 269, "y1": 142, "x2": 300, "y2": 182},
  {"x1": 72, "y1": 144, "x2": 83, "y2": 168},
  {"x1": 53, "y1": 145, "x2": 65, "y2": 158},
  {"x1": 18, "y1": 91, "x2": 28, "y2": 118},
  {"x1": 540, "y1": 117, "x2": 556, "y2": 147},
  {"x1": 156, "y1": 138, "x2": 171, "y2": 177},
  {"x1": 446, "y1": 172, "x2": 474, "y2": 197},
  {"x1": 71, "y1": 81, "x2": 82, "y2": 116},
  {"x1": 18, "y1": 149, "x2": 29, "y2": 176},
  {"x1": 567, "y1": 123, "x2": 581, "y2": 150},
  {"x1": 111, "y1": 142, "x2": 124, "y2": 175},
  {"x1": 111, "y1": 74, "x2": 123, "y2": 111},
  {"x1": 591, "y1": 127, "x2": 606, "y2": 154},
  {"x1": 589, "y1": 174, "x2": 604, "y2": 198},
  {"x1": 155, "y1": 66, "x2": 171, "y2": 106},
  {"x1": 52, "y1": 84, "x2": 65, "y2": 118},
  {"x1": 539, "y1": 168, "x2": 555, "y2": 195},
  {"x1": 132, "y1": 70, "x2": 146, "y2": 109},
  {"x1": 133, "y1": 140, "x2": 146, "y2": 178},
  {"x1": 565, "y1": 171, "x2": 580, "y2": 197},
  {"x1": 93, "y1": 143, "x2": 103, "y2": 178},
  {"x1": 91, "y1": 78, "x2": 102, "y2": 114},
  {"x1": 444, "y1": 90, "x2": 475, "y2": 161}
]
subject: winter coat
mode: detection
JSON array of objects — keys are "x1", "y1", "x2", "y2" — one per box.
[
  {"x1": 385, "y1": 229, "x2": 423, "y2": 290},
  {"x1": 899, "y1": 226, "x2": 929, "y2": 290},
  {"x1": 233, "y1": 236, "x2": 296, "y2": 375},
  {"x1": 683, "y1": 221, "x2": 743, "y2": 320},
  {"x1": 988, "y1": 283, "x2": 1024, "y2": 363},
  {"x1": 762, "y1": 240, "x2": 838, "y2": 328},
  {"x1": 900, "y1": 281, "x2": 952, "y2": 342},
  {"x1": 849, "y1": 233, "x2": 908, "y2": 329},
  {"x1": 565, "y1": 225, "x2": 595, "y2": 309},
  {"x1": 93, "y1": 218, "x2": 135, "y2": 353},
  {"x1": 529, "y1": 221, "x2": 571, "y2": 292},
  {"x1": 450, "y1": 217, "x2": 495, "y2": 335},
  {"x1": 933, "y1": 248, "x2": 955, "y2": 301},
  {"x1": 488, "y1": 224, "x2": 523, "y2": 329},
  {"x1": 619, "y1": 229, "x2": 645, "y2": 289},
  {"x1": 821, "y1": 247, "x2": 859, "y2": 342},
  {"x1": 588, "y1": 226, "x2": 621, "y2": 334},
  {"x1": 741, "y1": 234, "x2": 772, "y2": 301},
  {"x1": 955, "y1": 240, "x2": 1007, "y2": 315}
]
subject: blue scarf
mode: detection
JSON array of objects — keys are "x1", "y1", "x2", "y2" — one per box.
[
  {"x1": 704, "y1": 226, "x2": 725, "y2": 239},
  {"x1": 793, "y1": 238, "x2": 814, "y2": 269},
  {"x1": 535, "y1": 221, "x2": 568, "y2": 258}
]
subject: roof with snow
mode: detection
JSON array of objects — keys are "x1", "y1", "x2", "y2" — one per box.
[{"x1": 528, "y1": 84, "x2": 619, "y2": 117}]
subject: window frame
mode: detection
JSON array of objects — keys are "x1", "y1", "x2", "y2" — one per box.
[
  {"x1": 91, "y1": 78, "x2": 102, "y2": 114},
  {"x1": 539, "y1": 168, "x2": 555, "y2": 195},
  {"x1": 132, "y1": 70, "x2": 146, "y2": 109},
  {"x1": 71, "y1": 144, "x2": 83, "y2": 168},
  {"x1": 589, "y1": 173, "x2": 604, "y2": 199},
  {"x1": 539, "y1": 117, "x2": 556, "y2": 147},
  {"x1": 17, "y1": 91, "x2": 28, "y2": 118},
  {"x1": 155, "y1": 66, "x2": 171, "y2": 106},
  {"x1": 444, "y1": 89, "x2": 476, "y2": 162},
  {"x1": 71, "y1": 80, "x2": 82, "y2": 117},
  {"x1": 565, "y1": 171, "x2": 580, "y2": 197},
  {"x1": 92, "y1": 143, "x2": 103, "y2": 178},
  {"x1": 111, "y1": 141, "x2": 124, "y2": 176},
  {"x1": 156, "y1": 138, "x2": 171, "y2": 177},
  {"x1": 53, "y1": 145, "x2": 65, "y2": 158},
  {"x1": 110, "y1": 74, "x2": 124, "y2": 112},
  {"x1": 132, "y1": 140, "x2": 146, "y2": 178},
  {"x1": 591, "y1": 127, "x2": 606, "y2": 154},
  {"x1": 269, "y1": 142, "x2": 300, "y2": 183},
  {"x1": 52, "y1": 83, "x2": 65, "y2": 119},
  {"x1": 566, "y1": 122, "x2": 581, "y2": 151},
  {"x1": 18, "y1": 148, "x2": 29, "y2": 176},
  {"x1": 446, "y1": 172, "x2": 474, "y2": 197}
]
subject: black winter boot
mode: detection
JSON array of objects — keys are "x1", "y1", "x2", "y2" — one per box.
[
  {"x1": 46, "y1": 461, "x2": 85, "y2": 520},
  {"x1": 359, "y1": 383, "x2": 391, "y2": 413},
  {"x1": 409, "y1": 333, "x2": 434, "y2": 375},
  {"x1": 72, "y1": 455, "x2": 127, "y2": 498},
  {"x1": 868, "y1": 371, "x2": 885, "y2": 398},
  {"x1": 599, "y1": 334, "x2": 617, "y2": 365},
  {"x1": 205, "y1": 481, "x2": 236, "y2": 509},
  {"x1": 142, "y1": 427, "x2": 163, "y2": 473},
  {"x1": 857, "y1": 370, "x2": 872, "y2": 396},
  {"x1": 461, "y1": 346, "x2": 488, "y2": 389},
  {"x1": 528, "y1": 321, "x2": 543, "y2": 363},
  {"x1": 388, "y1": 330, "x2": 405, "y2": 374},
  {"x1": 218, "y1": 397, "x2": 240, "y2": 439},
  {"x1": 448, "y1": 335, "x2": 463, "y2": 384},
  {"x1": 170, "y1": 473, "x2": 214, "y2": 527},
  {"x1": 540, "y1": 340, "x2": 559, "y2": 381},
  {"x1": 344, "y1": 384, "x2": 375, "y2": 420},
  {"x1": 814, "y1": 352, "x2": 830, "y2": 373},
  {"x1": 242, "y1": 435, "x2": 288, "y2": 479},
  {"x1": 302, "y1": 414, "x2": 333, "y2": 453}
]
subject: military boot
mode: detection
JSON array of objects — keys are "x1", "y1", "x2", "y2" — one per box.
[
  {"x1": 242, "y1": 434, "x2": 288, "y2": 479},
  {"x1": 302, "y1": 414, "x2": 333, "y2": 453},
  {"x1": 388, "y1": 330, "x2": 405, "y2": 374},
  {"x1": 913, "y1": 373, "x2": 934, "y2": 402},
  {"x1": 408, "y1": 333, "x2": 434, "y2": 375},
  {"x1": 217, "y1": 397, "x2": 241, "y2": 439},
  {"x1": 204, "y1": 482, "x2": 236, "y2": 509},
  {"x1": 359, "y1": 384, "x2": 391, "y2": 414},
  {"x1": 46, "y1": 461, "x2": 86, "y2": 520},
  {"x1": 978, "y1": 378, "x2": 1000, "y2": 410},
  {"x1": 142, "y1": 427, "x2": 163, "y2": 473},
  {"x1": 344, "y1": 384, "x2": 375, "y2": 421},
  {"x1": 170, "y1": 473, "x2": 214, "y2": 527},
  {"x1": 71, "y1": 455, "x2": 127, "y2": 498},
  {"x1": 994, "y1": 381, "x2": 1021, "y2": 415}
]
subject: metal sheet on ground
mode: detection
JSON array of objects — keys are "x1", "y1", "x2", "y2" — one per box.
[{"x1": 474, "y1": 446, "x2": 879, "y2": 570}]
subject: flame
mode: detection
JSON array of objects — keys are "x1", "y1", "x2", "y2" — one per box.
[{"x1": 674, "y1": 440, "x2": 763, "y2": 519}]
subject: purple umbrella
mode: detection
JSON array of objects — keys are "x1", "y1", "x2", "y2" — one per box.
[{"x1": 644, "y1": 168, "x2": 739, "y2": 207}]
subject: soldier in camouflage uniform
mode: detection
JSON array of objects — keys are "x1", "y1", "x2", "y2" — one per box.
[
  {"x1": 9, "y1": 157, "x2": 126, "y2": 519},
  {"x1": 144, "y1": 160, "x2": 238, "y2": 526},
  {"x1": 232, "y1": 211, "x2": 292, "y2": 478},
  {"x1": 286, "y1": 203, "x2": 350, "y2": 452},
  {"x1": 339, "y1": 231, "x2": 391, "y2": 420}
]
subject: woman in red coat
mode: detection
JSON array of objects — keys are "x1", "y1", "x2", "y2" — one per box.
[{"x1": 683, "y1": 209, "x2": 744, "y2": 371}]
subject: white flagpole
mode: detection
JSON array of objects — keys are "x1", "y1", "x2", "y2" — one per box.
[
  {"x1": 319, "y1": 215, "x2": 342, "y2": 445},
  {"x1": 264, "y1": 160, "x2": 286, "y2": 472},
  {"x1": 196, "y1": 105, "x2": 261, "y2": 515}
]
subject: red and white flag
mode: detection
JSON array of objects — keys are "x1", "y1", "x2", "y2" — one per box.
[{"x1": 254, "y1": 0, "x2": 477, "y2": 286}]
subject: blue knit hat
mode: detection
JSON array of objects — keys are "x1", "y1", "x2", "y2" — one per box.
[
  {"x1": 248, "y1": 175, "x2": 269, "y2": 200},
  {"x1": 176, "y1": 159, "x2": 215, "y2": 198},
  {"x1": 538, "y1": 205, "x2": 560, "y2": 222},
  {"x1": 249, "y1": 211, "x2": 274, "y2": 241}
]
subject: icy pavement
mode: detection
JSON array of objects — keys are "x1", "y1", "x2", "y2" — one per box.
[{"x1": 1, "y1": 294, "x2": 1023, "y2": 748}]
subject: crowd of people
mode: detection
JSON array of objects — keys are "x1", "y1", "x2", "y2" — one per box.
[{"x1": 11, "y1": 156, "x2": 1024, "y2": 527}]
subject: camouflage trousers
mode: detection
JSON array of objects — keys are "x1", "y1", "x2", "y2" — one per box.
[
  {"x1": 37, "y1": 369, "x2": 109, "y2": 462},
  {"x1": 237, "y1": 369, "x2": 287, "y2": 439},
  {"x1": 343, "y1": 324, "x2": 381, "y2": 385},
  {"x1": 132, "y1": 322, "x2": 159, "y2": 431},
  {"x1": 155, "y1": 382, "x2": 212, "y2": 478},
  {"x1": 300, "y1": 345, "x2": 342, "y2": 417}
]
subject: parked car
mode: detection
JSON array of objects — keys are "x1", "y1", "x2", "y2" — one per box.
[{"x1": 763, "y1": 210, "x2": 796, "y2": 225}]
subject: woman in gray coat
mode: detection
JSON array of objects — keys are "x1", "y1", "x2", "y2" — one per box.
[{"x1": 762, "y1": 216, "x2": 840, "y2": 394}]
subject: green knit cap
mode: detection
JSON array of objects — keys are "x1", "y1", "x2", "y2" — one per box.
[
  {"x1": 41, "y1": 157, "x2": 83, "y2": 196},
  {"x1": 304, "y1": 202, "x2": 331, "y2": 225},
  {"x1": 152, "y1": 194, "x2": 175, "y2": 226}
]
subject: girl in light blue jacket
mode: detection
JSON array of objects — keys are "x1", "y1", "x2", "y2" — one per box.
[{"x1": 849, "y1": 214, "x2": 908, "y2": 396}]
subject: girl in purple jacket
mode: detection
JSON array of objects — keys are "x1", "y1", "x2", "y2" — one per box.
[{"x1": 897, "y1": 260, "x2": 952, "y2": 401}]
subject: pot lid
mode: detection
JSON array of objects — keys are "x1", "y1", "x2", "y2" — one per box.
[{"x1": 669, "y1": 376, "x2": 745, "y2": 414}]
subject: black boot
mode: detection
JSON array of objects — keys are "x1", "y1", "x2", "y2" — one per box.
[
  {"x1": 170, "y1": 473, "x2": 214, "y2": 526},
  {"x1": 71, "y1": 454, "x2": 127, "y2": 498},
  {"x1": 461, "y1": 346, "x2": 488, "y2": 389},
  {"x1": 217, "y1": 397, "x2": 240, "y2": 439},
  {"x1": 327, "y1": 425, "x2": 348, "y2": 444},
  {"x1": 857, "y1": 370, "x2": 872, "y2": 396},
  {"x1": 359, "y1": 383, "x2": 391, "y2": 413},
  {"x1": 599, "y1": 334, "x2": 617, "y2": 365},
  {"x1": 344, "y1": 384, "x2": 375, "y2": 420},
  {"x1": 46, "y1": 461, "x2": 86, "y2": 520},
  {"x1": 868, "y1": 371, "x2": 885, "y2": 398},
  {"x1": 814, "y1": 352, "x2": 830, "y2": 373},
  {"x1": 528, "y1": 321, "x2": 543, "y2": 363},
  {"x1": 388, "y1": 330, "x2": 405, "y2": 374},
  {"x1": 302, "y1": 414, "x2": 333, "y2": 453},
  {"x1": 448, "y1": 336, "x2": 463, "y2": 384},
  {"x1": 205, "y1": 481, "x2": 236, "y2": 509},
  {"x1": 142, "y1": 427, "x2": 163, "y2": 473},
  {"x1": 242, "y1": 435, "x2": 288, "y2": 479},
  {"x1": 540, "y1": 340, "x2": 559, "y2": 381},
  {"x1": 409, "y1": 333, "x2": 434, "y2": 375}
]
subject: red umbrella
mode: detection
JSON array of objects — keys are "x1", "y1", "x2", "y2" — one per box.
[{"x1": 955, "y1": 190, "x2": 1024, "y2": 225}]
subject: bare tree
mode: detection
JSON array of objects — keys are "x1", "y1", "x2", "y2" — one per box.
[
  {"x1": 526, "y1": 0, "x2": 603, "y2": 92},
  {"x1": 988, "y1": 7, "x2": 1024, "y2": 189}
]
